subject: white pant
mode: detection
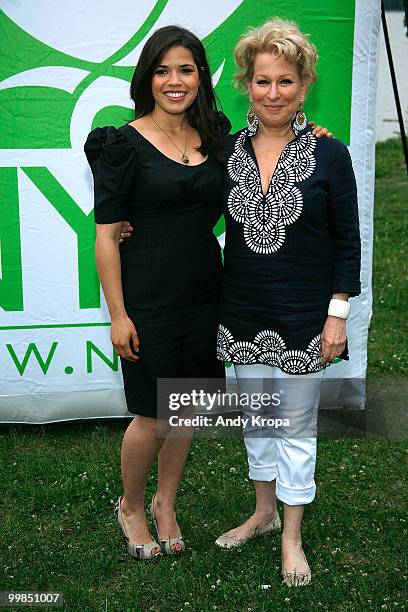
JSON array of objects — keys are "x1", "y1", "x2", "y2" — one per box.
[{"x1": 235, "y1": 364, "x2": 324, "y2": 506}]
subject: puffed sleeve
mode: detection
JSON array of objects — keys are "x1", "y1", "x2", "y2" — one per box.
[
  {"x1": 84, "y1": 126, "x2": 135, "y2": 224},
  {"x1": 327, "y1": 143, "x2": 361, "y2": 297}
]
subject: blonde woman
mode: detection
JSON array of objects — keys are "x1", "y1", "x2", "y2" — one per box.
[{"x1": 215, "y1": 19, "x2": 360, "y2": 586}]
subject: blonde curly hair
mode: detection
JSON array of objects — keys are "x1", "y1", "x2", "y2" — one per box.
[{"x1": 234, "y1": 18, "x2": 318, "y2": 92}]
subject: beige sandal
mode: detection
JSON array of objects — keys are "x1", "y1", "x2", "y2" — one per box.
[
  {"x1": 281, "y1": 548, "x2": 311, "y2": 587},
  {"x1": 114, "y1": 496, "x2": 161, "y2": 560},
  {"x1": 149, "y1": 494, "x2": 185, "y2": 555},
  {"x1": 215, "y1": 512, "x2": 281, "y2": 549}
]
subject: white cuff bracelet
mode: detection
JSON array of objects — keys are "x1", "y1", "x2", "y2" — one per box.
[{"x1": 328, "y1": 298, "x2": 350, "y2": 320}]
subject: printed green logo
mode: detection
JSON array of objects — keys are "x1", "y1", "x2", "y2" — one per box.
[{"x1": 0, "y1": 0, "x2": 354, "y2": 316}]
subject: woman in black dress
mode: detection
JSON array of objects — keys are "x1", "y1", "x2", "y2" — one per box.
[
  {"x1": 84, "y1": 27, "x2": 226, "y2": 560},
  {"x1": 214, "y1": 19, "x2": 361, "y2": 587}
]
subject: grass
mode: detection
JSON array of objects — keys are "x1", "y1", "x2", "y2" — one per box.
[
  {"x1": 369, "y1": 139, "x2": 408, "y2": 377},
  {"x1": 0, "y1": 139, "x2": 407, "y2": 611}
]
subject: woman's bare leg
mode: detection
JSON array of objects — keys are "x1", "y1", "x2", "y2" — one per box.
[
  {"x1": 219, "y1": 480, "x2": 278, "y2": 539},
  {"x1": 120, "y1": 415, "x2": 168, "y2": 549},
  {"x1": 281, "y1": 503, "x2": 310, "y2": 583},
  {"x1": 154, "y1": 414, "x2": 194, "y2": 550}
]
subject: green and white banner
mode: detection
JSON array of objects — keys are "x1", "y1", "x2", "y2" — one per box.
[{"x1": 0, "y1": 1, "x2": 379, "y2": 422}]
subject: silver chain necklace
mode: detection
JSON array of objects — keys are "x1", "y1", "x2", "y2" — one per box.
[{"x1": 149, "y1": 115, "x2": 189, "y2": 164}]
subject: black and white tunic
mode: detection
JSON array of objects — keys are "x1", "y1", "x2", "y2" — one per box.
[{"x1": 217, "y1": 115, "x2": 361, "y2": 374}]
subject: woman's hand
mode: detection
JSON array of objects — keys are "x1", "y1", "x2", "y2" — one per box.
[
  {"x1": 308, "y1": 121, "x2": 333, "y2": 139},
  {"x1": 111, "y1": 315, "x2": 140, "y2": 362},
  {"x1": 119, "y1": 220, "x2": 133, "y2": 243},
  {"x1": 320, "y1": 316, "x2": 346, "y2": 364}
]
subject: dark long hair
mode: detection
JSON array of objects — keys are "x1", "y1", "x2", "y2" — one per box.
[{"x1": 130, "y1": 26, "x2": 223, "y2": 162}]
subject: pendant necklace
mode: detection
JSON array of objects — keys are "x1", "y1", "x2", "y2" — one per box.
[{"x1": 149, "y1": 115, "x2": 190, "y2": 164}]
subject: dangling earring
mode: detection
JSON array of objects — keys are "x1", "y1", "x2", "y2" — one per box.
[
  {"x1": 296, "y1": 99, "x2": 306, "y2": 127},
  {"x1": 247, "y1": 98, "x2": 257, "y2": 126}
]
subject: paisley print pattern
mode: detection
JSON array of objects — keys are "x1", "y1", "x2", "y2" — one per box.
[
  {"x1": 217, "y1": 325, "x2": 325, "y2": 374},
  {"x1": 226, "y1": 114, "x2": 317, "y2": 255}
]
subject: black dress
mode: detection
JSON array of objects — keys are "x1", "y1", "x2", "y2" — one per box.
[
  {"x1": 84, "y1": 123, "x2": 225, "y2": 417},
  {"x1": 217, "y1": 115, "x2": 361, "y2": 374}
]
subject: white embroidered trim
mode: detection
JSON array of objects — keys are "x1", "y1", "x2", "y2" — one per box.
[
  {"x1": 217, "y1": 324, "x2": 326, "y2": 374},
  {"x1": 227, "y1": 118, "x2": 317, "y2": 255}
]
